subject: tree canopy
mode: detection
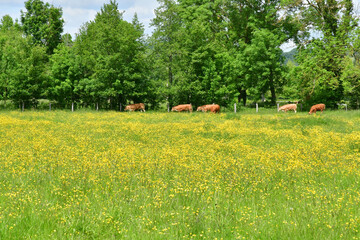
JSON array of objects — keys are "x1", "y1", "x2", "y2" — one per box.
[{"x1": 0, "y1": 0, "x2": 359, "y2": 111}]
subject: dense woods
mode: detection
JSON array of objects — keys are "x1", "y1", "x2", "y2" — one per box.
[{"x1": 0, "y1": 0, "x2": 360, "y2": 111}]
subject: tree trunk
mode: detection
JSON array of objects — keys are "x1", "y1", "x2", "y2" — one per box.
[
  {"x1": 109, "y1": 97, "x2": 114, "y2": 110},
  {"x1": 168, "y1": 54, "x2": 173, "y2": 108},
  {"x1": 4, "y1": 87, "x2": 7, "y2": 108},
  {"x1": 117, "y1": 94, "x2": 122, "y2": 112},
  {"x1": 269, "y1": 70, "x2": 276, "y2": 105},
  {"x1": 238, "y1": 88, "x2": 247, "y2": 106}
]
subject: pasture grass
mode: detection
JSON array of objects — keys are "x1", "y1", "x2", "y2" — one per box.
[{"x1": 0, "y1": 110, "x2": 359, "y2": 239}]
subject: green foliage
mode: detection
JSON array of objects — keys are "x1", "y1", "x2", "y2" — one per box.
[
  {"x1": 0, "y1": 17, "x2": 48, "y2": 108},
  {"x1": 21, "y1": 0, "x2": 64, "y2": 54},
  {"x1": 291, "y1": 37, "x2": 347, "y2": 107},
  {"x1": 342, "y1": 57, "x2": 360, "y2": 109},
  {"x1": 282, "y1": 48, "x2": 297, "y2": 65},
  {"x1": 73, "y1": 0, "x2": 150, "y2": 110},
  {"x1": 0, "y1": 16, "x2": 18, "y2": 105},
  {"x1": 281, "y1": 60, "x2": 299, "y2": 100},
  {"x1": 150, "y1": 0, "x2": 190, "y2": 107},
  {"x1": 242, "y1": 29, "x2": 285, "y2": 104},
  {"x1": 0, "y1": 0, "x2": 360, "y2": 110},
  {"x1": 150, "y1": 0, "x2": 300, "y2": 108},
  {"x1": 8, "y1": 45, "x2": 48, "y2": 108},
  {"x1": 49, "y1": 42, "x2": 81, "y2": 107},
  {"x1": 284, "y1": 0, "x2": 357, "y2": 107}
]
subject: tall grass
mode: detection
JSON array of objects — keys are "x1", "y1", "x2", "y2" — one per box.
[{"x1": 0, "y1": 110, "x2": 359, "y2": 239}]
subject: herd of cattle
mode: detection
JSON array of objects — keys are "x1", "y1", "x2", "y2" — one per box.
[
  {"x1": 277, "y1": 103, "x2": 325, "y2": 114},
  {"x1": 124, "y1": 103, "x2": 326, "y2": 114}
]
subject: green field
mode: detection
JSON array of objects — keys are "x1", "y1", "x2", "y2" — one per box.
[{"x1": 0, "y1": 110, "x2": 359, "y2": 239}]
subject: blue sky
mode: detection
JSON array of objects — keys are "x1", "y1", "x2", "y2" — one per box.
[{"x1": 0, "y1": 0, "x2": 160, "y2": 37}]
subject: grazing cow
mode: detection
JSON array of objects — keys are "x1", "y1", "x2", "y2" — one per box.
[
  {"x1": 278, "y1": 104, "x2": 297, "y2": 113},
  {"x1": 197, "y1": 105, "x2": 207, "y2": 112},
  {"x1": 207, "y1": 104, "x2": 220, "y2": 113},
  {"x1": 197, "y1": 104, "x2": 220, "y2": 113},
  {"x1": 171, "y1": 104, "x2": 193, "y2": 112},
  {"x1": 124, "y1": 103, "x2": 145, "y2": 112},
  {"x1": 309, "y1": 103, "x2": 325, "y2": 114}
]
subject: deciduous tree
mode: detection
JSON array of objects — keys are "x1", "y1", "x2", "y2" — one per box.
[
  {"x1": 74, "y1": 0, "x2": 149, "y2": 110},
  {"x1": 288, "y1": 0, "x2": 357, "y2": 106},
  {"x1": 21, "y1": 0, "x2": 64, "y2": 54}
]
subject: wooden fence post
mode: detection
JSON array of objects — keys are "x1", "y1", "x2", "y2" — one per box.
[
  {"x1": 256, "y1": 103, "x2": 258, "y2": 113},
  {"x1": 234, "y1": 103, "x2": 237, "y2": 113}
]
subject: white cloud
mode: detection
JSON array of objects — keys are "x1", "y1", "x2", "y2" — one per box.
[
  {"x1": 0, "y1": 0, "x2": 159, "y2": 37},
  {"x1": 123, "y1": 0, "x2": 159, "y2": 35},
  {"x1": 61, "y1": 7, "x2": 98, "y2": 36},
  {"x1": 48, "y1": 0, "x2": 119, "y2": 9},
  {"x1": 60, "y1": 0, "x2": 159, "y2": 37},
  {"x1": 0, "y1": 0, "x2": 24, "y2": 4},
  {"x1": 280, "y1": 40, "x2": 297, "y2": 52}
]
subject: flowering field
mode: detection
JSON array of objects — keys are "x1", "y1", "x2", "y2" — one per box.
[{"x1": 0, "y1": 110, "x2": 360, "y2": 239}]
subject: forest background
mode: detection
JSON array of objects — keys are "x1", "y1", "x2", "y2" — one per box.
[{"x1": 1, "y1": 0, "x2": 360, "y2": 111}]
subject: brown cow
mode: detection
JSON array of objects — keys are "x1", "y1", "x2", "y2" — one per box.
[
  {"x1": 278, "y1": 104, "x2": 297, "y2": 113},
  {"x1": 309, "y1": 103, "x2": 325, "y2": 114},
  {"x1": 197, "y1": 104, "x2": 220, "y2": 113},
  {"x1": 124, "y1": 103, "x2": 145, "y2": 112},
  {"x1": 171, "y1": 104, "x2": 193, "y2": 112},
  {"x1": 197, "y1": 105, "x2": 207, "y2": 112}
]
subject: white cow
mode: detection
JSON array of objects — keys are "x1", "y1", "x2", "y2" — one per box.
[{"x1": 278, "y1": 104, "x2": 297, "y2": 113}]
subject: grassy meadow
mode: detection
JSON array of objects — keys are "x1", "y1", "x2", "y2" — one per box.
[{"x1": 0, "y1": 109, "x2": 360, "y2": 239}]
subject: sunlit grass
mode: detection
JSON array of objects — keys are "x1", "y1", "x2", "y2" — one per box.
[{"x1": 0, "y1": 110, "x2": 359, "y2": 239}]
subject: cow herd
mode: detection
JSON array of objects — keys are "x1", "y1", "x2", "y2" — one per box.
[
  {"x1": 124, "y1": 103, "x2": 221, "y2": 113},
  {"x1": 124, "y1": 102, "x2": 326, "y2": 114},
  {"x1": 277, "y1": 103, "x2": 325, "y2": 114}
]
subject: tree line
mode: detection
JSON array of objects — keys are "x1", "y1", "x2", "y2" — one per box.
[{"x1": 0, "y1": 0, "x2": 360, "y2": 111}]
